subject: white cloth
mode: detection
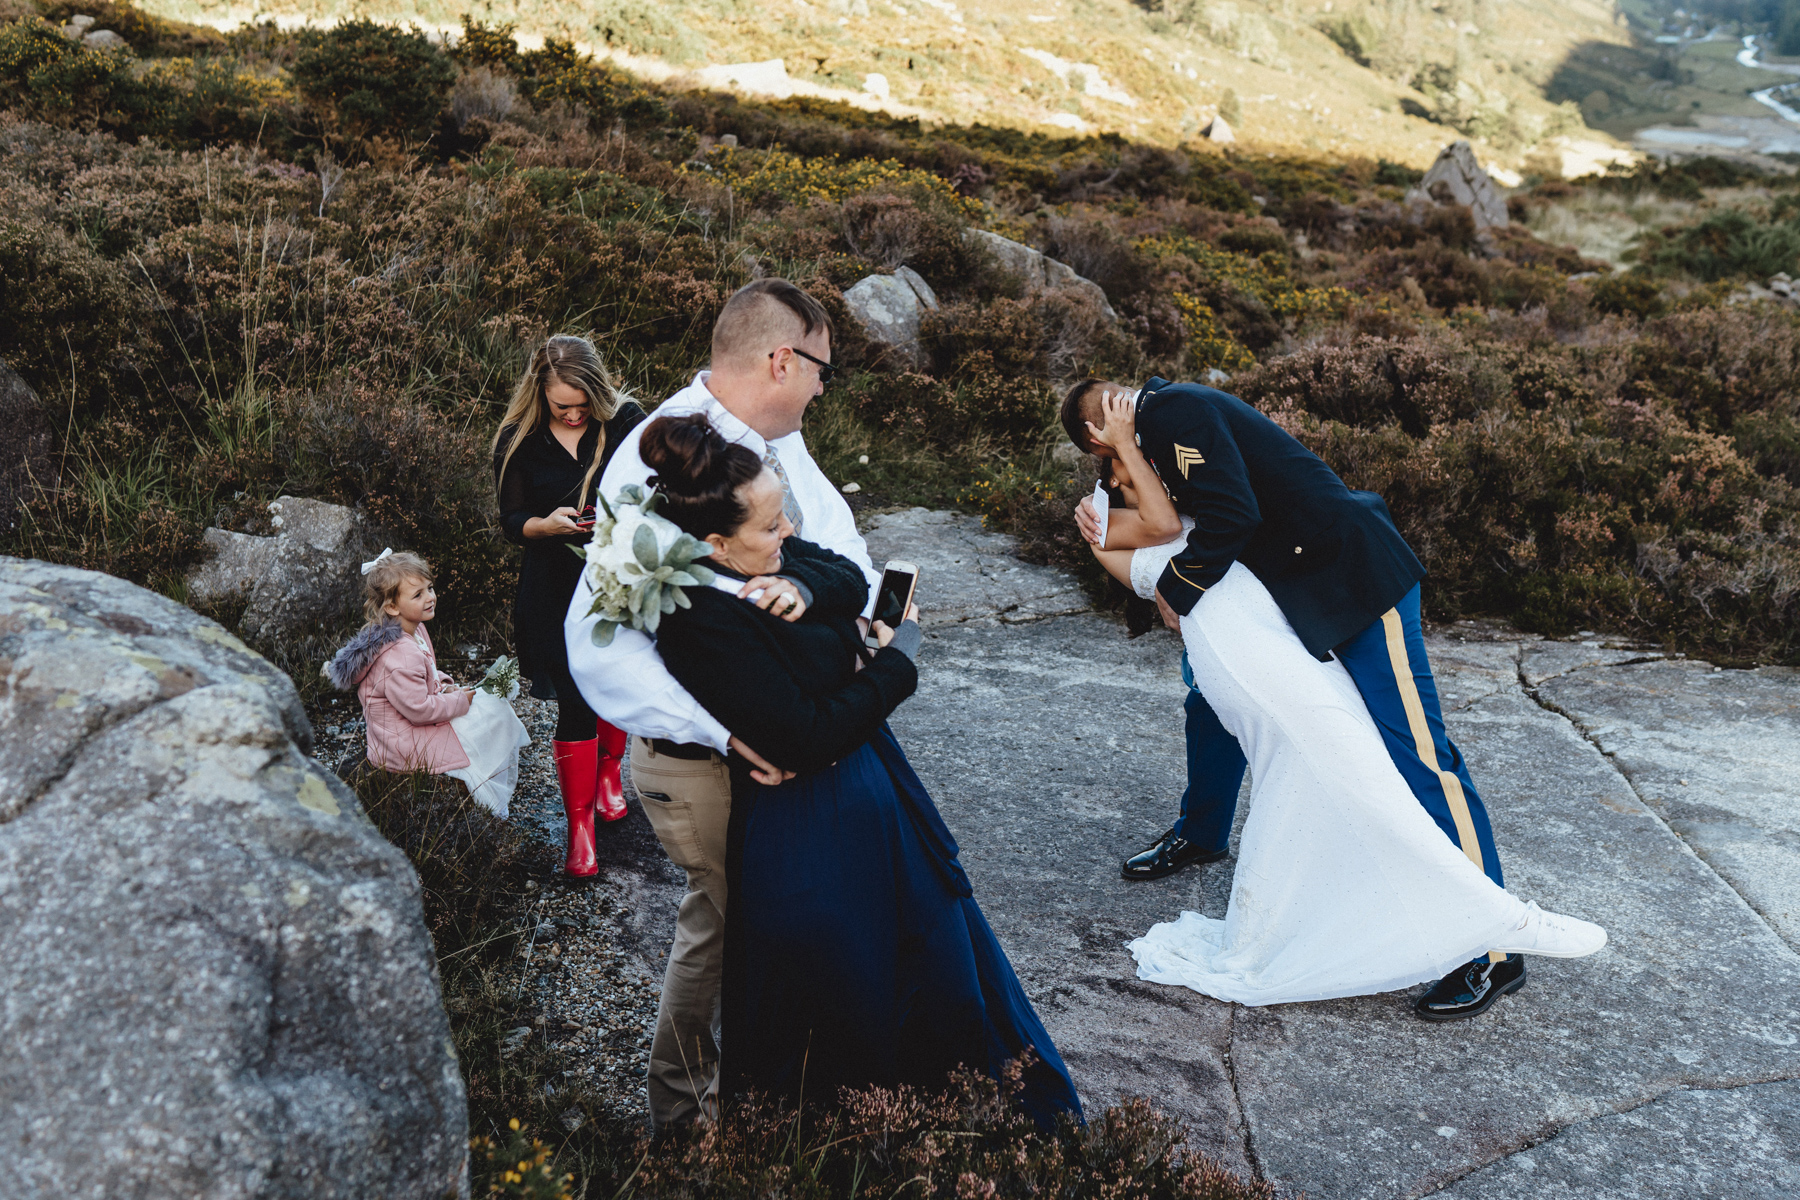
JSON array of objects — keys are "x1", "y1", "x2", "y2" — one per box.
[
  {"x1": 447, "y1": 690, "x2": 531, "y2": 818},
  {"x1": 1127, "y1": 517, "x2": 1195, "y2": 600},
  {"x1": 564, "y1": 371, "x2": 882, "y2": 753},
  {"x1": 1127, "y1": 563, "x2": 1530, "y2": 1005}
]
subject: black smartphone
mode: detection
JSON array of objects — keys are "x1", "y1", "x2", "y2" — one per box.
[{"x1": 866, "y1": 559, "x2": 920, "y2": 648}]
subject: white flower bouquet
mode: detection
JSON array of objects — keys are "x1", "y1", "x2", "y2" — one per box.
[
  {"x1": 574, "y1": 484, "x2": 717, "y2": 647},
  {"x1": 476, "y1": 654, "x2": 520, "y2": 699}
]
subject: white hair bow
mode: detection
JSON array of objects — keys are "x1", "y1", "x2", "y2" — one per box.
[{"x1": 360, "y1": 547, "x2": 394, "y2": 576}]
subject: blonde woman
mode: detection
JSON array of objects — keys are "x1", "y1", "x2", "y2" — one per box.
[{"x1": 494, "y1": 335, "x2": 647, "y2": 878}]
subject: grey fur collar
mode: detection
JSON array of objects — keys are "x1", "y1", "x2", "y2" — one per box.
[{"x1": 326, "y1": 620, "x2": 407, "y2": 690}]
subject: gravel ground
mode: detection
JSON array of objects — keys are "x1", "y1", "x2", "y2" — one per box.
[{"x1": 308, "y1": 671, "x2": 675, "y2": 1133}]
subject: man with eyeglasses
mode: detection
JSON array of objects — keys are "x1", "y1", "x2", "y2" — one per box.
[{"x1": 565, "y1": 277, "x2": 880, "y2": 1136}]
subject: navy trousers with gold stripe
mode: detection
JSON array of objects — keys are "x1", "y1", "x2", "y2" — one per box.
[
  {"x1": 1333, "y1": 584, "x2": 1504, "y2": 889},
  {"x1": 1174, "y1": 584, "x2": 1504, "y2": 894}
]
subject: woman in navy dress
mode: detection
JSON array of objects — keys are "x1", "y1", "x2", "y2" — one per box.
[{"x1": 639, "y1": 413, "x2": 1081, "y2": 1126}]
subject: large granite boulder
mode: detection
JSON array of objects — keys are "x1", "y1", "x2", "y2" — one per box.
[
  {"x1": 967, "y1": 229, "x2": 1119, "y2": 320},
  {"x1": 187, "y1": 496, "x2": 385, "y2": 643},
  {"x1": 0, "y1": 358, "x2": 54, "y2": 537},
  {"x1": 1406, "y1": 139, "x2": 1510, "y2": 229},
  {"x1": 0, "y1": 557, "x2": 467, "y2": 1199},
  {"x1": 843, "y1": 266, "x2": 939, "y2": 370}
]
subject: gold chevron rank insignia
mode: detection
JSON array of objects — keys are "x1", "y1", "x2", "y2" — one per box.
[{"x1": 1173, "y1": 444, "x2": 1206, "y2": 478}]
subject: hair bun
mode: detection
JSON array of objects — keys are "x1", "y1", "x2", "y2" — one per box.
[
  {"x1": 637, "y1": 414, "x2": 767, "y2": 539},
  {"x1": 639, "y1": 413, "x2": 726, "y2": 497}
]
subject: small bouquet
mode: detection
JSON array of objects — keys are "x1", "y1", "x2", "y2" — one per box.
[
  {"x1": 476, "y1": 654, "x2": 520, "y2": 699},
  {"x1": 573, "y1": 484, "x2": 717, "y2": 647}
]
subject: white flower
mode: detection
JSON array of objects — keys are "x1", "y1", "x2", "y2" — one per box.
[{"x1": 577, "y1": 486, "x2": 716, "y2": 646}]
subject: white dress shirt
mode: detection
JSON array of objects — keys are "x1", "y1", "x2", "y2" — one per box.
[{"x1": 563, "y1": 371, "x2": 882, "y2": 752}]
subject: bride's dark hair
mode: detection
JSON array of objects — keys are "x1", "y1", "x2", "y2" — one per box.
[{"x1": 639, "y1": 413, "x2": 767, "y2": 539}]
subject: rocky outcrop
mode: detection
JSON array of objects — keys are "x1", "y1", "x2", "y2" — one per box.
[
  {"x1": 187, "y1": 496, "x2": 385, "y2": 642},
  {"x1": 1406, "y1": 139, "x2": 1509, "y2": 229},
  {"x1": 843, "y1": 266, "x2": 939, "y2": 370},
  {"x1": 0, "y1": 557, "x2": 467, "y2": 1199},
  {"x1": 967, "y1": 228, "x2": 1119, "y2": 320},
  {"x1": 862, "y1": 508, "x2": 1089, "y2": 626},
  {"x1": 0, "y1": 358, "x2": 54, "y2": 536},
  {"x1": 1201, "y1": 115, "x2": 1235, "y2": 144}
]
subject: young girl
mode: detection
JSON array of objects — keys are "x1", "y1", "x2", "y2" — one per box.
[{"x1": 326, "y1": 549, "x2": 531, "y2": 817}]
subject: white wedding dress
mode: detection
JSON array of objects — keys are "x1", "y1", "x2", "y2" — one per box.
[{"x1": 1127, "y1": 561, "x2": 1544, "y2": 1006}]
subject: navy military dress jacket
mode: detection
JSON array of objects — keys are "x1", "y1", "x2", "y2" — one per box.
[{"x1": 1137, "y1": 377, "x2": 1425, "y2": 660}]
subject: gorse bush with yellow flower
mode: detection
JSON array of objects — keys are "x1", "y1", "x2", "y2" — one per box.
[
  {"x1": 695, "y1": 144, "x2": 982, "y2": 217},
  {"x1": 472, "y1": 1120, "x2": 573, "y2": 1200}
]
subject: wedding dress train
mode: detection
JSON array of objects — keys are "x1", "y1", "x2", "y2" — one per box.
[{"x1": 1128, "y1": 562, "x2": 1594, "y2": 1006}]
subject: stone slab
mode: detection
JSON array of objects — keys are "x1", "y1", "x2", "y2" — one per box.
[
  {"x1": 862, "y1": 507, "x2": 1090, "y2": 627},
  {"x1": 1535, "y1": 659, "x2": 1800, "y2": 954},
  {"x1": 883, "y1": 595, "x2": 1800, "y2": 1197},
  {"x1": 1435, "y1": 1079, "x2": 1800, "y2": 1199}
]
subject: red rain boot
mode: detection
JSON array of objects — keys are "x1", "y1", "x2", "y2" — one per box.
[
  {"x1": 595, "y1": 719, "x2": 630, "y2": 823},
  {"x1": 553, "y1": 738, "x2": 600, "y2": 878}
]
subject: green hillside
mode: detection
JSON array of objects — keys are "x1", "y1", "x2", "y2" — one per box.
[{"x1": 128, "y1": 0, "x2": 1656, "y2": 170}]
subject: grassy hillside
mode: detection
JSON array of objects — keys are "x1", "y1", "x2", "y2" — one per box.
[
  {"x1": 3, "y1": 0, "x2": 1799, "y2": 670},
  {"x1": 125, "y1": 0, "x2": 1656, "y2": 170}
]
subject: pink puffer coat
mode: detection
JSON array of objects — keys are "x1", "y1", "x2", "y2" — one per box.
[{"x1": 326, "y1": 621, "x2": 471, "y2": 773}]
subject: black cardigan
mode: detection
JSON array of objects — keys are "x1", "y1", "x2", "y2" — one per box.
[
  {"x1": 656, "y1": 538, "x2": 918, "y2": 774},
  {"x1": 494, "y1": 403, "x2": 646, "y2": 697}
]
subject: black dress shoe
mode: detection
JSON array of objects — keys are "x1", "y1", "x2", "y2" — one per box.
[
  {"x1": 1415, "y1": 954, "x2": 1527, "y2": 1021},
  {"x1": 1121, "y1": 829, "x2": 1228, "y2": 881}
]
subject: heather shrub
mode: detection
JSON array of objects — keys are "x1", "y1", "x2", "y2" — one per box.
[
  {"x1": 1233, "y1": 329, "x2": 1800, "y2": 663},
  {"x1": 840, "y1": 187, "x2": 973, "y2": 281},
  {"x1": 290, "y1": 18, "x2": 455, "y2": 146},
  {"x1": 1235, "y1": 334, "x2": 1504, "y2": 436},
  {"x1": 633, "y1": 1062, "x2": 1273, "y2": 1200},
  {"x1": 0, "y1": 211, "x2": 152, "y2": 417}
]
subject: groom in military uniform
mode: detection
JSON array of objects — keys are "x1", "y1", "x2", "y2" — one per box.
[{"x1": 1064, "y1": 375, "x2": 1519, "y2": 1022}]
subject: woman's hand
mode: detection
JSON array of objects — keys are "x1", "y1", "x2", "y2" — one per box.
[
  {"x1": 524, "y1": 507, "x2": 582, "y2": 538},
  {"x1": 739, "y1": 576, "x2": 806, "y2": 621},
  {"x1": 869, "y1": 604, "x2": 919, "y2": 649},
  {"x1": 730, "y1": 735, "x2": 796, "y2": 785},
  {"x1": 1083, "y1": 388, "x2": 1137, "y2": 454},
  {"x1": 1074, "y1": 495, "x2": 1103, "y2": 545}
]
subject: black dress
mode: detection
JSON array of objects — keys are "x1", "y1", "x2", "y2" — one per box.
[
  {"x1": 655, "y1": 538, "x2": 1084, "y2": 1127},
  {"x1": 495, "y1": 404, "x2": 646, "y2": 703}
]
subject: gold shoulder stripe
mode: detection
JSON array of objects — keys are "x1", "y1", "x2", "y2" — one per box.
[
  {"x1": 1173, "y1": 444, "x2": 1206, "y2": 478},
  {"x1": 1167, "y1": 562, "x2": 1209, "y2": 591}
]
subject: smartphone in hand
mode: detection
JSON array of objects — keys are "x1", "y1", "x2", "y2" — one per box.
[{"x1": 866, "y1": 560, "x2": 920, "y2": 648}]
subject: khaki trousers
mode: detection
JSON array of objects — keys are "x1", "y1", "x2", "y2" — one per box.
[{"x1": 630, "y1": 735, "x2": 732, "y2": 1133}]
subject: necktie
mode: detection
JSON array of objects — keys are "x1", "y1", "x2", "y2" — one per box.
[{"x1": 762, "y1": 448, "x2": 804, "y2": 536}]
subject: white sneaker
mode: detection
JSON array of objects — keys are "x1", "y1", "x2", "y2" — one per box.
[{"x1": 1490, "y1": 901, "x2": 1608, "y2": 958}]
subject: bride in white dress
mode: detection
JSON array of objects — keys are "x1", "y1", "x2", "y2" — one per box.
[{"x1": 1084, "y1": 393, "x2": 1605, "y2": 1006}]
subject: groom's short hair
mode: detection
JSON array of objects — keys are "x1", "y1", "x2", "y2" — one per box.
[
  {"x1": 713, "y1": 278, "x2": 833, "y2": 367},
  {"x1": 1060, "y1": 378, "x2": 1113, "y2": 450}
]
